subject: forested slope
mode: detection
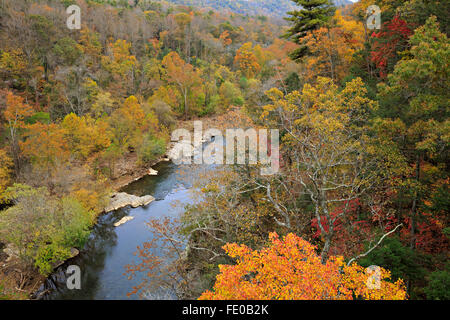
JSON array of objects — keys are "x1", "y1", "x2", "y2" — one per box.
[{"x1": 0, "y1": 0, "x2": 448, "y2": 300}]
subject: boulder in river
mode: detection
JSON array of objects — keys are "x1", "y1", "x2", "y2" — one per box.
[
  {"x1": 148, "y1": 167, "x2": 158, "y2": 175},
  {"x1": 104, "y1": 192, "x2": 155, "y2": 212},
  {"x1": 114, "y1": 216, "x2": 134, "y2": 227}
]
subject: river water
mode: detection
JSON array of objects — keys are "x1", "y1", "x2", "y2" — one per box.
[{"x1": 37, "y1": 160, "x2": 209, "y2": 300}]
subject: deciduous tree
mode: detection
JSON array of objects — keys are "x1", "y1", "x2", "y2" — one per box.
[
  {"x1": 284, "y1": 0, "x2": 336, "y2": 61},
  {"x1": 2, "y1": 91, "x2": 34, "y2": 172},
  {"x1": 200, "y1": 233, "x2": 407, "y2": 300},
  {"x1": 161, "y1": 52, "x2": 202, "y2": 119}
]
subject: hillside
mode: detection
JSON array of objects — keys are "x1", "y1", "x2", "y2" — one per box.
[
  {"x1": 151, "y1": 0, "x2": 353, "y2": 17},
  {"x1": 1, "y1": 0, "x2": 448, "y2": 303}
]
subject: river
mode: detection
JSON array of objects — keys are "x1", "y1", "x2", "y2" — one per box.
[{"x1": 35, "y1": 159, "x2": 210, "y2": 300}]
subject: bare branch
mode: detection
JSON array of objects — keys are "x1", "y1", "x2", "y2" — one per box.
[{"x1": 347, "y1": 224, "x2": 403, "y2": 266}]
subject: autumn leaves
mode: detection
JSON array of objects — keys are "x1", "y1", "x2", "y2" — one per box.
[{"x1": 200, "y1": 233, "x2": 407, "y2": 300}]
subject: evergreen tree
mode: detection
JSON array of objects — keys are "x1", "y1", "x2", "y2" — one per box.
[{"x1": 283, "y1": 0, "x2": 336, "y2": 61}]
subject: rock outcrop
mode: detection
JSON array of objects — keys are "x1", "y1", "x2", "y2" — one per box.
[
  {"x1": 114, "y1": 216, "x2": 135, "y2": 227},
  {"x1": 104, "y1": 192, "x2": 155, "y2": 212},
  {"x1": 167, "y1": 140, "x2": 193, "y2": 162}
]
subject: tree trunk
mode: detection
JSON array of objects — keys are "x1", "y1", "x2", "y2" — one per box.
[
  {"x1": 184, "y1": 90, "x2": 188, "y2": 120},
  {"x1": 321, "y1": 235, "x2": 332, "y2": 263}
]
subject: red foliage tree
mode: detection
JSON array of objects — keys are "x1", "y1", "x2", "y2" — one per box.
[{"x1": 370, "y1": 16, "x2": 413, "y2": 78}]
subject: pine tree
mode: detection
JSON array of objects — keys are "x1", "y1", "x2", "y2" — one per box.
[{"x1": 283, "y1": 0, "x2": 336, "y2": 61}]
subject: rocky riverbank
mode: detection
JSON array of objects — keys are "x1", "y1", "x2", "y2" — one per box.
[{"x1": 0, "y1": 155, "x2": 166, "y2": 299}]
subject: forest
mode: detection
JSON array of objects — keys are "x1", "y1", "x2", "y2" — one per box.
[{"x1": 0, "y1": 0, "x2": 448, "y2": 300}]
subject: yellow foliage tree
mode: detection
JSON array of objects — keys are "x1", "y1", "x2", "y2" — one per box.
[
  {"x1": 161, "y1": 52, "x2": 202, "y2": 119},
  {"x1": 0, "y1": 148, "x2": 13, "y2": 202},
  {"x1": 61, "y1": 113, "x2": 111, "y2": 160},
  {"x1": 101, "y1": 39, "x2": 138, "y2": 96},
  {"x1": 108, "y1": 95, "x2": 148, "y2": 151},
  {"x1": 303, "y1": 10, "x2": 364, "y2": 82},
  {"x1": 234, "y1": 42, "x2": 262, "y2": 79}
]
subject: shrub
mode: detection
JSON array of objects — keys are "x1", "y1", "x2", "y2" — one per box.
[
  {"x1": 0, "y1": 184, "x2": 94, "y2": 275},
  {"x1": 138, "y1": 134, "x2": 166, "y2": 165},
  {"x1": 425, "y1": 265, "x2": 450, "y2": 300}
]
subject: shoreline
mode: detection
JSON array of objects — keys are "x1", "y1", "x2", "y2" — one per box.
[
  {"x1": 35, "y1": 155, "x2": 170, "y2": 299},
  {"x1": 108, "y1": 155, "x2": 168, "y2": 192}
]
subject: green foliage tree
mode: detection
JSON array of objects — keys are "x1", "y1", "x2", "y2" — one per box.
[
  {"x1": 0, "y1": 184, "x2": 93, "y2": 275},
  {"x1": 424, "y1": 264, "x2": 450, "y2": 300},
  {"x1": 52, "y1": 37, "x2": 82, "y2": 66},
  {"x1": 138, "y1": 133, "x2": 166, "y2": 165},
  {"x1": 359, "y1": 237, "x2": 426, "y2": 297},
  {"x1": 377, "y1": 16, "x2": 450, "y2": 250},
  {"x1": 219, "y1": 81, "x2": 244, "y2": 108}
]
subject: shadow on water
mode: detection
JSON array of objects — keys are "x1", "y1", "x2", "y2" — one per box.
[
  {"x1": 36, "y1": 209, "x2": 121, "y2": 300},
  {"x1": 121, "y1": 161, "x2": 188, "y2": 199}
]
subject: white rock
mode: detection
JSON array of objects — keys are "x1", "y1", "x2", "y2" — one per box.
[
  {"x1": 114, "y1": 216, "x2": 134, "y2": 227},
  {"x1": 140, "y1": 195, "x2": 155, "y2": 206},
  {"x1": 148, "y1": 168, "x2": 158, "y2": 175},
  {"x1": 105, "y1": 192, "x2": 155, "y2": 212}
]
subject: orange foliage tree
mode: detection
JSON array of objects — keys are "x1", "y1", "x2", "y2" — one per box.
[
  {"x1": 161, "y1": 52, "x2": 202, "y2": 119},
  {"x1": 20, "y1": 123, "x2": 69, "y2": 173},
  {"x1": 219, "y1": 31, "x2": 232, "y2": 47},
  {"x1": 3, "y1": 91, "x2": 34, "y2": 170},
  {"x1": 200, "y1": 233, "x2": 407, "y2": 300},
  {"x1": 234, "y1": 42, "x2": 262, "y2": 79}
]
